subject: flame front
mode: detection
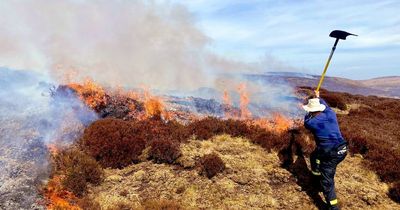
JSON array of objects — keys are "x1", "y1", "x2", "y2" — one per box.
[
  {"x1": 273, "y1": 113, "x2": 292, "y2": 134},
  {"x1": 222, "y1": 90, "x2": 234, "y2": 118},
  {"x1": 238, "y1": 83, "x2": 252, "y2": 119},
  {"x1": 142, "y1": 88, "x2": 170, "y2": 120},
  {"x1": 67, "y1": 78, "x2": 107, "y2": 110},
  {"x1": 44, "y1": 176, "x2": 80, "y2": 210},
  {"x1": 250, "y1": 113, "x2": 291, "y2": 134}
]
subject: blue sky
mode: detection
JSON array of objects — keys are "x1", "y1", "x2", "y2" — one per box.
[{"x1": 175, "y1": 0, "x2": 400, "y2": 79}]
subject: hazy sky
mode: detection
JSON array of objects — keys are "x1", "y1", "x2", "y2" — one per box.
[{"x1": 175, "y1": 0, "x2": 400, "y2": 79}]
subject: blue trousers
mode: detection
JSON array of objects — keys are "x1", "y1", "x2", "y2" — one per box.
[{"x1": 310, "y1": 143, "x2": 347, "y2": 209}]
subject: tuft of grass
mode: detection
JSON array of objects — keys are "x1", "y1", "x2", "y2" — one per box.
[
  {"x1": 200, "y1": 153, "x2": 226, "y2": 178},
  {"x1": 141, "y1": 199, "x2": 182, "y2": 210}
]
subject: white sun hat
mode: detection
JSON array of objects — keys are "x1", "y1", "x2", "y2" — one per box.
[{"x1": 303, "y1": 98, "x2": 326, "y2": 112}]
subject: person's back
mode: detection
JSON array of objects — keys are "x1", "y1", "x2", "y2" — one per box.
[
  {"x1": 303, "y1": 91, "x2": 348, "y2": 210},
  {"x1": 304, "y1": 98, "x2": 345, "y2": 149}
]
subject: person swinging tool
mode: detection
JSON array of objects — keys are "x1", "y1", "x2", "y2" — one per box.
[
  {"x1": 303, "y1": 90, "x2": 348, "y2": 210},
  {"x1": 303, "y1": 30, "x2": 356, "y2": 210}
]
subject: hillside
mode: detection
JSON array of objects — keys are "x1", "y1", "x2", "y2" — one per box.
[
  {"x1": 36, "y1": 85, "x2": 400, "y2": 210},
  {"x1": 86, "y1": 135, "x2": 399, "y2": 210},
  {"x1": 246, "y1": 72, "x2": 400, "y2": 98}
]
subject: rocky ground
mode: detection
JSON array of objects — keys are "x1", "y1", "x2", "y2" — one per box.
[{"x1": 87, "y1": 135, "x2": 400, "y2": 210}]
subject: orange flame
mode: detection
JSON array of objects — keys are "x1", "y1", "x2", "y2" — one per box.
[
  {"x1": 44, "y1": 176, "x2": 80, "y2": 210},
  {"x1": 222, "y1": 90, "x2": 233, "y2": 118},
  {"x1": 273, "y1": 113, "x2": 292, "y2": 134},
  {"x1": 237, "y1": 83, "x2": 252, "y2": 119},
  {"x1": 67, "y1": 78, "x2": 107, "y2": 110},
  {"x1": 142, "y1": 87, "x2": 170, "y2": 120},
  {"x1": 223, "y1": 90, "x2": 232, "y2": 106},
  {"x1": 47, "y1": 144, "x2": 59, "y2": 156},
  {"x1": 250, "y1": 114, "x2": 291, "y2": 134},
  {"x1": 251, "y1": 118, "x2": 273, "y2": 131}
]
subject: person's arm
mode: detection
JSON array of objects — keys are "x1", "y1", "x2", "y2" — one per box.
[
  {"x1": 314, "y1": 90, "x2": 329, "y2": 107},
  {"x1": 304, "y1": 115, "x2": 317, "y2": 130}
]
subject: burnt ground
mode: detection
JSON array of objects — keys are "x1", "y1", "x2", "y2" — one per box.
[{"x1": 0, "y1": 117, "x2": 49, "y2": 210}]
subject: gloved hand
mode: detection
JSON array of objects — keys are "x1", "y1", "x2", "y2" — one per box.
[{"x1": 314, "y1": 90, "x2": 320, "y2": 98}]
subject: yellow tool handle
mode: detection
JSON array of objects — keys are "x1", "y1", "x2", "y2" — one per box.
[
  {"x1": 316, "y1": 38, "x2": 339, "y2": 91},
  {"x1": 316, "y1": 55, "x2": 333, "y2": 91}
]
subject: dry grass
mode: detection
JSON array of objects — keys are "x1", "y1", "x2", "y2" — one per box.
[
  {"x1": 140, "y1": 199, "x2": 182, "y2": 210},
  {"x1": 86, "y1": 135, "x2": 400, "y2": 209}
]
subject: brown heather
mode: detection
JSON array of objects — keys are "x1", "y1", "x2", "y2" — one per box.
[
  {"x1": 200, "y1": 153, "x2": 226, "y2": 178},
  {"x1": 80, "y1": 118, "x2": 146, "y2": 169},
  {"x1": 53, "y1": 148, "x2": 103, "y2": 196},
  {"x1": 149, "y1": 139, "x2": 181, "y2": 164}
]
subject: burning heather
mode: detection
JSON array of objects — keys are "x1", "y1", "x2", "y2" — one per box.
[
  {"x1": 0, "y1": 66, "x2": 300, "y2": 208},
  {"x1": 2, "y1": 1, "x2": 399, "y2": 209},
  {"x1": 2, "y1": 69, "x2": 400, "y2": 209}
]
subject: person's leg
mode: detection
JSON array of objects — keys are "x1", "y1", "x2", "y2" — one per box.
[
  {"x1": 319, "y1": 152, "x2": 347, "y2": 210},
  {"x1": 310, "y1": 149, "x2": 321, "y2": 176},
  {"x1": 319, "y1": 159, "x2": 339, "y2": 210},
  {"x1": 310, "y1": 149, "x2": 323, "y2": 193}
]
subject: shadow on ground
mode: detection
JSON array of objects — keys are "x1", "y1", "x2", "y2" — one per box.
[{"x1": 278, "y1": 131, "x2": 327, "y2": 210}]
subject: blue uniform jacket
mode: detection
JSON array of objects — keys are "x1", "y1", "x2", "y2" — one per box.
[{"x1": 304, "y1": 98, "x2": 345, "y2": 149}]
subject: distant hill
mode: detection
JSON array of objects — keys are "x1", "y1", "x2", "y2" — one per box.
[{"x1": 246, "y1": 72, "x2": 400, "y2": 98}]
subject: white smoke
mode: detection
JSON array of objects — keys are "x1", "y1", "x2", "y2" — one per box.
[
  {"x1": 0, "y1": 1, "x2": 298, "y2": 90},
  {"x1": 0, "y1": 1, "x2": 303, "y2": 207},
  {"x1": 0, "y1": 68, "x2": 97, "y2": 208},
  {"x1": 0, "y1": 0, "x2": 218, "y2": 90}
]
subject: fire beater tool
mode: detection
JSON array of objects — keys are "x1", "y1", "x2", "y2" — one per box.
[{"x1": 316, "y1": 30, "x2": 357, "y2": 91}]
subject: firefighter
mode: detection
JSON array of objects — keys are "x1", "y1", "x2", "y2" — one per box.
[{"x1": 303, "y1": 90, "x2": 348, "y2": 210}]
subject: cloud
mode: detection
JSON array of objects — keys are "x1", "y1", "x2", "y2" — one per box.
[{"x1": 177, "y1": 0, "x2": 400, "y2": 78}]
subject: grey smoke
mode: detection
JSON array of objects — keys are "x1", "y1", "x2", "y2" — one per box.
[
  {"x1": 0, "y1": 68, "x2": 97, "y2": 209},
  {"x1": 0, "y1": 0, "x2": 297, "y2": 91}
]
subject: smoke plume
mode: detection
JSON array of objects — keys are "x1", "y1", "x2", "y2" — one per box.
[
  {"x1": 0, "y1": 68, "x2": 97, "y2": 208},
  {"x1": 0, "y1": 0, "x2": 221, "y2": 90}
]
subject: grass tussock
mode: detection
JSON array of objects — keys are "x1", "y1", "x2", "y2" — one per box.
[
  {"x1": 141, "y1": 199, "x2": 182, "y2": 210},
  {"x1": 200, "y1": 153, "x2": 226, "y2": 178}
]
